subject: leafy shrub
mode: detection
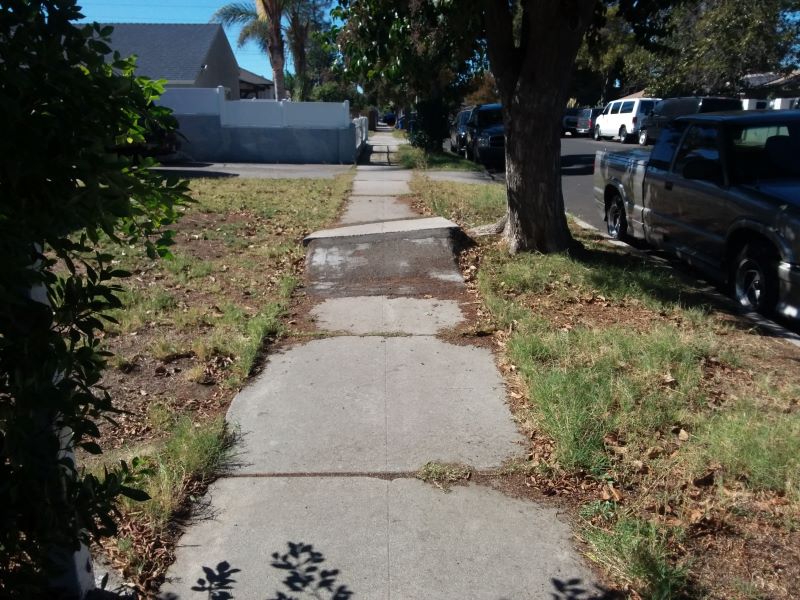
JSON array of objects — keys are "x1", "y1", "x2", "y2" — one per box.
[{"x1": 0, "y1": 1, "x2": 189, "y2": 594}]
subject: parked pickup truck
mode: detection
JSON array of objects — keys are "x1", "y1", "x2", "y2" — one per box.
[{"x1": 594, "y1": 110, "x2": 800, "y2": 319}]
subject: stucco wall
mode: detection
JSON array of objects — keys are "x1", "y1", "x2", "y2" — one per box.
[{"x1": 174, "y1": 115, "x2": 358, "y2": 164}]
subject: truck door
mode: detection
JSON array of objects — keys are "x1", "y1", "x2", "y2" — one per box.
[
  {"x1": 668, "y1": 124, "x2": 729, "y2": 270},
  {"x1": 641, "y1": 122, "x2": 687, "y2": 245}
]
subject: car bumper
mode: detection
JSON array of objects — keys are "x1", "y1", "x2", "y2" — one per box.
[
  {"x1": 777, "y1": 262, "x2": 800, "y2": 320},
  {"x1": 575, "y1": 127, "x2": 592, "y2": 135}
]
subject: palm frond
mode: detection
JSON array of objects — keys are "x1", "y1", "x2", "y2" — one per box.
[
  {"x1": 239, "y1": 19, "x2": 272, "y2": 52},
  {"x1": 211, "y1": 2, "x2": 259, "y2": 26}
]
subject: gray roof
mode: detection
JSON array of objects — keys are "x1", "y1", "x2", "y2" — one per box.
[
  {"x1": 239, "y1": 67, "x2": 273, "y2": 86},
  {"x1": 104, "y1": 23, "x2": 228, "y2": 83}
]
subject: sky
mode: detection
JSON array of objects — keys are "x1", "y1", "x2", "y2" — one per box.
[{"x1": 75, "y1": 0, "x2": 276, "y2": 78}]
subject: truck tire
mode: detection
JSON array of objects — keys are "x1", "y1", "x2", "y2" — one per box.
[
  {"x1": 638, "y1": 129, "x2": 648, "y2": 146},
  {"x1": 619, "y1": 126, "x2": 628, "y2": 143},
  {"x1": 594, "y1": 125, "x2": 601, "y2": 141},
  {"x1": 732, "y1": 241, "x2": 779, "y2": 316},
  {"x1": 606, "y1": 193, "x2": 628, "y2": 241}
]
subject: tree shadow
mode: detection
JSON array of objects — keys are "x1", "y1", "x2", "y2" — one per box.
[
  {"x1": 550, "y1": 577, "x2": 624, "y2": 599},
  {"x1": 267, "y1": 541, "x2": 353, "y2": 600},
  {"x1": 568, "y1": 240, "x2": 800, "y2": 337},
  {"x1": 561, "y1": 154, "x2": 595, "y2": 177}
]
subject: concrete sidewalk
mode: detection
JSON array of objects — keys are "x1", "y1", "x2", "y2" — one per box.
[{"x1": 160, "y1": 128, "x2": 603, "y2": 599}]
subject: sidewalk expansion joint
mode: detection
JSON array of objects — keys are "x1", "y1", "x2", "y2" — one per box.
[{"x1": 223, "y1": 469, "x2": 500, "y2": 480}]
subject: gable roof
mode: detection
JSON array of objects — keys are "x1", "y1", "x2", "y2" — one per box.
[
  {"x1": 105, "y1": 23, "x2": 229, "y2": 84},
  {"x1": 239, "y1": 67, "x2": 273, "y2": 86}
]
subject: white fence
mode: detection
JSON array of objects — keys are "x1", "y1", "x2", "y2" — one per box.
[
  {"x1": 353, "y1": 116, "x2": 368, "y2": 150},
  {"x1": 159, "y1": 87, "x2": 351, "y2": 128}
]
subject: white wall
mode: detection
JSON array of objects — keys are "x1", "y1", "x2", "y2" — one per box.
[
  {"x1": 159, "y1": 87, "x2": 351, "y2": 128},
  {"x1": 159, "y1": 87, "x2": 223, "y2": 115}
]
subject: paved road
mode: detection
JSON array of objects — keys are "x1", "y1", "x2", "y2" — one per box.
[{"x1": 560, "y1": 135, "x2": 633, "y2": 231}]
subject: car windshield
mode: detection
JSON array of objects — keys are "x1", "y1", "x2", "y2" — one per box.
[
  {"x1": 729, "y1": 122, "x2": 800, "y2": 183},
  {"x1": 477, "y1": 109, "x2": 503, "y2": 128}
]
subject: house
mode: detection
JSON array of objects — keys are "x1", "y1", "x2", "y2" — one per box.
[
  {"x1": 239, "y1": 68, "x2": 275, "y2": 99},
  {"x1": 104, "y1": 23, "x2": 241, "y2": 98}
]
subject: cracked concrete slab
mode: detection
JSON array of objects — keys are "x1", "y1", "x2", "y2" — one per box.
[
  {"x1": 226, "y1": 336, "x2": 524, "y2": 474},
  {"x1": 352, "y1": 179, "x2": 411, "y2": 196},
  {"x1": 338, "y1": 196, "x2": 416, "y2": 225},
  {"x1": 159, "y1": 477, "x2": 598, "y2": 600},
  {"x1": 310, "y1": 296, "x2": 463, "y2": 335},
  {"x1": 305, "y1": 233, "x2": 464, "y2": 298}
]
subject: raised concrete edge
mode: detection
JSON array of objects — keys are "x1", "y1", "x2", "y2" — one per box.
[{"x1": 304, "y1": 216, "x2": 459, "y2": 245}]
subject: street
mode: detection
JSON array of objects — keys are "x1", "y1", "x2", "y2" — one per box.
[{"x1": 560, "y1": 135, "x2": 631, "y2": 231}]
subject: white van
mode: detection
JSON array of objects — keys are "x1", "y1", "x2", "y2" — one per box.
[{"x1": 593, "y1": 97, "x2": 660, "y2": 143}]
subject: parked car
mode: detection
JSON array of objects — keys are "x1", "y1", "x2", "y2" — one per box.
[
  {"x1": 594, "y1": 97, "x2": 660, "y2": 143},
  {"x1": 449, "y1": 108, "x2": 473, "y2": 154},
  {"x1": 638, "y1": 97, "x2": 742, "y2": 146},
  {"x1": 383, "y1": 111, "x2": 396, "y2": 126},
  {"x1": 464, "y1": 103, "x2": 504, "y2": 166},
  {"x1": 576, "y1": 108, "x2": 603, "y2": 136},
  {"x1": 562, "y1": 108, "x2": 582, "y2": 136},
  {"x1": 594, "y1": 110, "x2": 800, "y2": 318}
]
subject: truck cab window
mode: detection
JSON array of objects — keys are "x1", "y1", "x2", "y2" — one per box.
[
  {"x1": 673, "y1": 125, "x2": 722, "y2": 183},
  {"x1": 648, "y1": 123, "x2": 687, "y2": 170}
]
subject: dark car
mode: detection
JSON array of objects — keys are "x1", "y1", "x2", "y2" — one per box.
[
  {"x1": 575, "y1": 108, "x2": 603, "y2": 136},
  {"x1": 383, "y1": 111, "x2": 396, "y2": 127},
  {"x1": 562, "y1": 107, "x2": 582, "y2": 136},
  {"x1": 595, "y1": 110, "x2": 800, "y2": 318},
  {"x1": 465, "y1": 103, "x2": 504, "y2": 166},
  {"x1": 449, "y1": 108, "x2": 472, "y2": 154},
  {"x1": 638, "y1": 96, "x2": 742, "y2": 146}
]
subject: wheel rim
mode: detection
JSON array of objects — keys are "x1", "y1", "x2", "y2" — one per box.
[
  {"x1": 619, "y1": 127, "x2": 627, "y2": 140},
  {"x1": 607, "y1": 202, "x2": 622, "y2": 237},
  {"x1": 735, "y1": 258, "x2": 764, "y2": 309},
  {"x1": 639, "y1": 130, "x2": 647, "y2": 145}
]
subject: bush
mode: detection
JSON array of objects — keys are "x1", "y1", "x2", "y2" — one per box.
[{"x1": 0, "y1": 1, "x2": 189, "y2": 595}]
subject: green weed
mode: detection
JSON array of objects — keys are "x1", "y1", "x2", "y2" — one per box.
[{"x1": 583, "y1": 516, "x2": 688, "y2": 599}]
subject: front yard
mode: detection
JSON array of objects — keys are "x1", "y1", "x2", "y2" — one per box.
[{"x1": 86, "y1": 174, "x2": 352, "y2": 593}]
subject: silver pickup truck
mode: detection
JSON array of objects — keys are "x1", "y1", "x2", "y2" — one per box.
[{"x1": 593, "y1": 110, "x2": 800, "y2": 320}]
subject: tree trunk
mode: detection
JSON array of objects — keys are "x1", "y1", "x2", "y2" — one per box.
[
  {"x1": 270, "y1": 45, "x2": 286, "y2": 100},
  {"x1": 503, "y1": 98, "x2": 571, "y2": 253},
  {"x1": 484, "y1": 0, "x2": 595, "y2": 254}
]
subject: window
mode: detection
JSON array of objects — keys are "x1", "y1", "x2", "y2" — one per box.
[
  {"x1": 639, "y1": 100, "x2": 655, "y2": 114},
  {"x1": 649, "y1": 122, "x2": 687, "y2": 170},
  {"x1": 477, "y1": 109, "x2": 503, "y2": 128},
  {"x1": 602, "y1": 103, "x2": 611, "y2": 115},
  {"x1": 620, "y1": 101, "x2": 634, "y2": 114},
  {"x1": 610, "y1": 102, "x2": 622, "y2": 115},
  {"x1": 729, "y1": 123, "x2": 800, "y2": 182},
  {"x1": 673, "y1": 125, "x2": 721, "y2": 182}
]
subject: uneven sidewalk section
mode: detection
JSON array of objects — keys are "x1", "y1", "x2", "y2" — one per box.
[{"x1": 161, "y1": 145, "x2": 601, "y2": 598}]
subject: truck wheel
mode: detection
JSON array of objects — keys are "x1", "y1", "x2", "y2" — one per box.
[
  {"x1": 594, "y1": 126, "x2": 601, "y2": 141},
  {"x1": 606, "y1": 193, "x2": 628, "y2": 241},
  {"x1": 619, "y1": 126, "x2": 628, "y2": 143},
  {"x1": 732, "y1": 241, "x2": 778, "y2": 316},
  {"x1": 638, "y1": 129, "x2": 648, "y2": 146}
]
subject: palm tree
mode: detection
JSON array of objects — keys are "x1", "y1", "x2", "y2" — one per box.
[
  {"x1": 285, "y1": 1, "x2": 328, "y2": 100},
  {"x1": 212, "y1": 0, "x2": 288, "y2": 100}
]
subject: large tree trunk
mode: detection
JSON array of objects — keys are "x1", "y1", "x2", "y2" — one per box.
[
  {"x1": 484, "y1": 0, "x2": 595, "y2": 253},
  {"x1": 270, "y1": 43, "x2": 286, "y2": 99}
]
